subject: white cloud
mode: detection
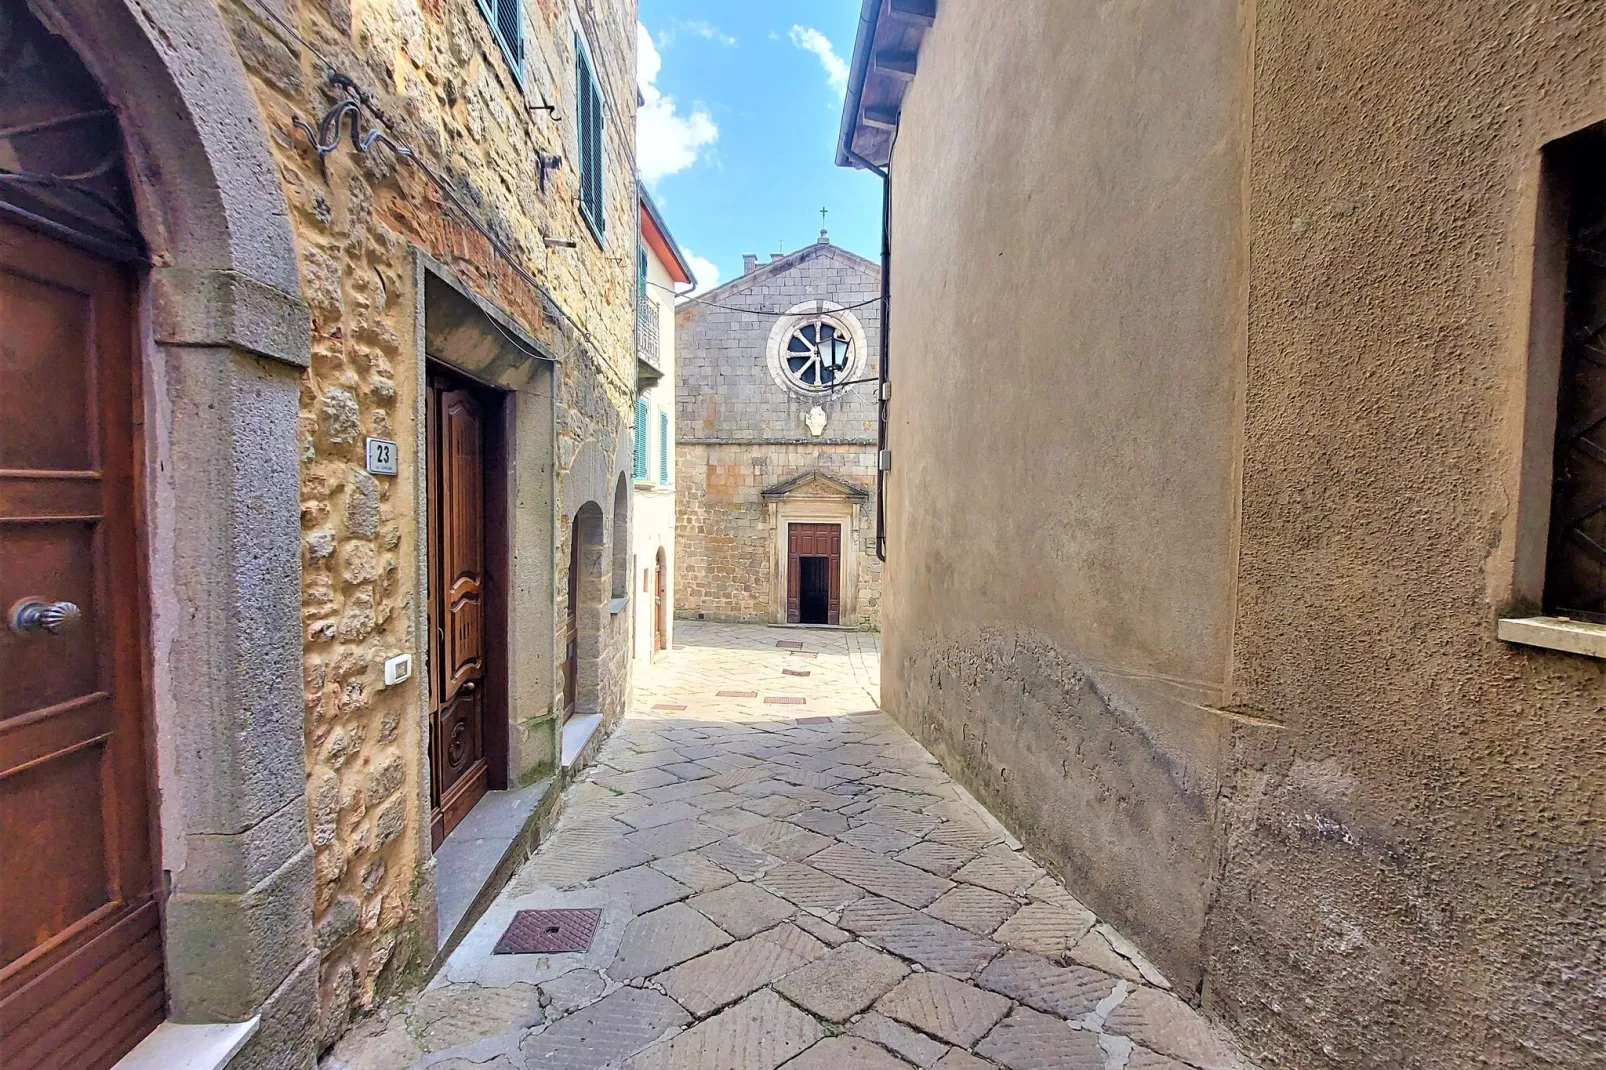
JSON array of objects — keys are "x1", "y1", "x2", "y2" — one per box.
[
  {"x1": 637, "y1": 22, "x2": 719, "y2": 184},
  {"x1": 685, "y1": 19, "x2": 736, "y2": 46},
  {"x1": 789, "y1": 25, "x2": 848, "y2": 96},
  {"x1": 683, "y1": 252, "x2": 721, "y2": 296}
]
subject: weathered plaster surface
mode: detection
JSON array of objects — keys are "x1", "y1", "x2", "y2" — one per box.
[
  {"x1": 883, "y1": 0, "x2": 1245, "y2": 991},
  {"x1": 1219, "y1": 2, "x2": 1606, "y2": 1065},
  {"x1": 882, "y1": 1, "x2": 1606, "y2": 1066}
]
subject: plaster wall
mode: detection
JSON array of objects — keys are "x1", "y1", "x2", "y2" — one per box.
[
  {"x1": 633, "y1": 247, "x2": 676, "y2": 659},
  {"x1": 1215, "y1": 2, "x2": 1606, "y2": 1065},
  {"x1": 881, "y1": 0, "x2": 1606, "y2": 1066},
  {"x1": 882, "y1": 0, "x2": 1245, "y2": 993}
]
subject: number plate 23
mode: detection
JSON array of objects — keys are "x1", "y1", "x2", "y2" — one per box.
[{"x1": 366, "y1": 437, "x2": 399, "y2": 476}]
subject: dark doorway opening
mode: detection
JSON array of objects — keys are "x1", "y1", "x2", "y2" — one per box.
[
  {"x1": 786, "y1": 522, "x2": 842, "y2": 625},
  {"x1": 798, "y1": 557, "x2": 831, "y2": 624}
]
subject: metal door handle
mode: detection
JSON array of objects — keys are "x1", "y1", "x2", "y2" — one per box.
[
  {"x1": 10, "y1": 599, "x2": 82, "y2": 636},
  {"x1": 459, "y1": 680, "x2": 476, "y2": 693}
]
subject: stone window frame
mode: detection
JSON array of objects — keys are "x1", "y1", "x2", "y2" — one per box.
[
  {"x1": 1500, "y1": 121, "x2": 1606, "y2": 661},
  {"x1": 765, "y1": 300, "x2": 870, "y2": 399}
]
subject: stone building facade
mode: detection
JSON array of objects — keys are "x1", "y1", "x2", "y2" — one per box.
[
  {"x1": 1, "y1": 0, "x2": 639, "y2": 1066},
  {"x1": 675, "y1": 238, "x2": 883, "y2": 628},
  {"x1": 840, "y1": 1, "x2": 1606, "y2": 1068}
]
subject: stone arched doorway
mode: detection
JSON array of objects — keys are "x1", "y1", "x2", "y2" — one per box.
[{"x1": 1, "y1": 2, "x2": 312, "y2": 1067}]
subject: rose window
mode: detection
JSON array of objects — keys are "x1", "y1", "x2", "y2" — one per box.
[{"x1": 784, "y1": 318, "x2": 854, "y2": 390}]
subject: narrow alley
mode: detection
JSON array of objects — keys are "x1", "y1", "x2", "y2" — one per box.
[{"x1": 324, "y1": 624, "x2": 1244, "y2": 1070}]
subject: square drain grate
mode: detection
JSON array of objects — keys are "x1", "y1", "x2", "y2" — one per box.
[{"x1": 493, "y1": 908, "x2": 602, "y2": 955}]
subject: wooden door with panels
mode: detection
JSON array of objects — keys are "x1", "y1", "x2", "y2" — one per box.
[
  {"x1": 426, "y1": 366, "x2": 506, "y2": 850},
  {"x1": 786, "y1": 523, "x2": 842, "y2": 626},
  {"x1": 0, "y1": 220, "x2": 163, "y2": 1069}
]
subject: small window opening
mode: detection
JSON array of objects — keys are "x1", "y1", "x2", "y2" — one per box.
[{"x1": 1543, "y1": 124, "x2": 1606, "y2": 622}]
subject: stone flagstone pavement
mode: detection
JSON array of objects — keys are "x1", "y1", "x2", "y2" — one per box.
[{"x1": 324, "y1": 623, "x2": 1252, "y2": 1070}]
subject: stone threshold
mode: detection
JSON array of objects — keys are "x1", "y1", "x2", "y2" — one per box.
[
  {"x1": 113, "y1": 1018, "x2": 258, "y2": 1070},
  {"x1": 429, "y1": 712, "x2": 615, "y2": 970},
  {"x1": 1498, "y1": 615, "x2": 1606, "y2": 659},
  {"x1": 432, "y1": 777, "x2": 559, "y2": 966},
  {"x1": 562, "y1": 712, "x2": 605, "y2": 769}
]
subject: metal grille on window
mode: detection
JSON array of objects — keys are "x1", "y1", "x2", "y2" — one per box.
[
  {"x1": 660, "y1": 411, "x2": 670, "y2": 484},
  {"x1": 784, "y1": 317, "x2": 854, "y2": 390},
  {"x1": 1545, "y1": 127, "x2": 1606, "y2": 622},
  {"x1": 634, "y1": 399, "x2": 649, "y2": 481}
]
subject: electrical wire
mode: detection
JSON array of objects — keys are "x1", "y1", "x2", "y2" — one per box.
[
  {"x1": 240, "y1": 0, "x2": 636, "y2": 396},
  {"x1": 645, "y1": 279, "x2": 882, "y2": 318}
]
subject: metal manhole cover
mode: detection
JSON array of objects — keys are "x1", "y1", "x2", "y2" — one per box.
[
  {"x1": 796, "y1": 716, "x2": 832, "y2": 725},
  {"x1": 493, "y1": 908, "x2": 602, "y2": 955}
]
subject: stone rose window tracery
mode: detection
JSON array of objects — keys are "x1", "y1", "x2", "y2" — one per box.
[{"x1": 783, "y1": 317, "x2": 855, "y2": 390}]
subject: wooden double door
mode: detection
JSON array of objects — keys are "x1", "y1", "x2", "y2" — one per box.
[
  {"x1": 426, "y1": 367, "x2": 505, "y2": 850},
  {"x1": 0, "y1": 221, "x2": 163, "y2": 1067},
  {"x1": 787, "y1": 523, "x2": 841, "y2": 626}
]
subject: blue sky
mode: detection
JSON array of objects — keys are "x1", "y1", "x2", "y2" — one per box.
[{"x1": 636, "y1": 1, "x2": 880, "y2": 293}]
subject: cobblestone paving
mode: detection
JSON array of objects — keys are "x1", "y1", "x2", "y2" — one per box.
[{"x1": 324, "y1": 623, "x2": 1250, "y2": 1070}]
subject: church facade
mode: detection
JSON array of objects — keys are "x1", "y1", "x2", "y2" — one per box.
[{"x1": 675, "y1": 235, "x2": 883, "y2": 627}]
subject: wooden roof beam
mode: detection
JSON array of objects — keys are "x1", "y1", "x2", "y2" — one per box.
[
  {"x1": 873, "y1": 50, "x2": 919, "y2": 79},
  {"x1": 862, "y1": 105, "x2": 900, "y2": 130},
  {"x1": 887, "y1": 0, "x2": 936, "y2": 26}
]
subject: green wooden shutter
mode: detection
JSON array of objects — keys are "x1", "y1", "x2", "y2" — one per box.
[
  {"x1": 576, "y1": 41, "x2": 605, "y2": 238},
  {"x1": 634, "y1": 398, "x2": 649, "y2": 480},
  {"x1": 496, "y1": 0, "x2": 521, "y2": 70},
  {"x1": 476, "y1": 0, "x2": 521, "y2": 74},
  {"x1": 659, "y1": 411, "x2": 670, "y2": 484}
]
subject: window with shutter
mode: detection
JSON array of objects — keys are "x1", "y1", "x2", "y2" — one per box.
[
  {"x1": 576, "y1": 37, "x2": 605, "y2": 241},
  {"x1": 659, "y1": 411, "x2": 670, "y2": 484},
  {"x1": 634, "y1": 398, "x2": 649, "y2": 481},
  {"x1": 475, "y1": 0, "x2": 522, "y2": 77}
]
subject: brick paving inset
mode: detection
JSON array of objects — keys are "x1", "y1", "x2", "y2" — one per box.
[
  {"x1": 520, "y1": 987, "x2": 689, "y2": 1070},
  {"x1": 774, "y1": 939, "x2": 910, "y2": 1021},
  {"x1": 875, "y1": 972, "x2": 1011, "y2": 1047}
]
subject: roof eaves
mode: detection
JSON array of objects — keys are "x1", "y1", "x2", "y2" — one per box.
[
  {"x1": 639, "y1": 185, "x2": 696, "y2": 285},
  {"x1": 836, "y1": 0, "x2": 883, "y2": 169}
]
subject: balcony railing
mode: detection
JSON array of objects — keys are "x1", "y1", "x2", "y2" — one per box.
[{"x1": 637, "y1": 298, "x2": 664, "y2": 387}]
